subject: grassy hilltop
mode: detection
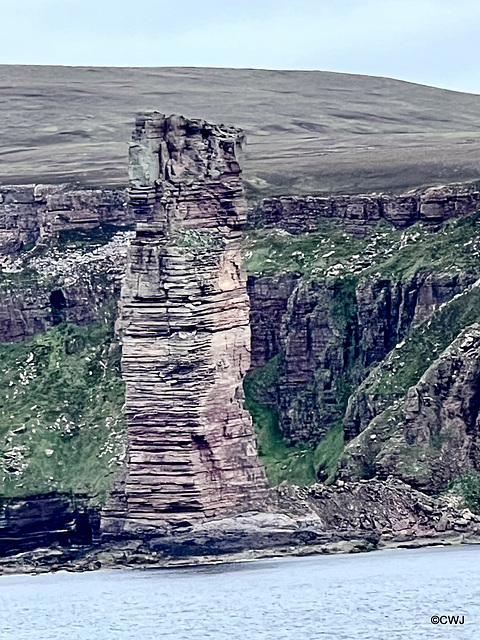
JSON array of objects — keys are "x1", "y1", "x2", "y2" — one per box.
[{"x1": 2, "y1": 65, "x2": 480, "y2": 196}]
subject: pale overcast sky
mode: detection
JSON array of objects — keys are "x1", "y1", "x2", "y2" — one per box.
[{"x1": 1, "y1": 0, "x2": 479, "y2": 94}]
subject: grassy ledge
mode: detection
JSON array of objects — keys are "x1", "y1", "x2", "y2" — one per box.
[{"x1": 243, "y1": 210, "x2": 480, "y2": 281}]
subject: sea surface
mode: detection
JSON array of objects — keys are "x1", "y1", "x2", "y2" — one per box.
[{"x1": 0, "y1": 545, "x2": 478, "y2": 640}]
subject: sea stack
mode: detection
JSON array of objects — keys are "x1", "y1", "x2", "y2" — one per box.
[{"x1": 101, "y1": 113, "x2": 268, "y2": 537}]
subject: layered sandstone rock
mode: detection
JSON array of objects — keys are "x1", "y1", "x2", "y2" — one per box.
[
  {"x1": 0, "y1": 493, "x2": 97, "y2": 555},
  {"x1": 248, "y1": 270, "x2": 476, "y2": 446},
  {"x1": 247, "y1": 274, "x2": 298, "y2": 368},
  {"x1": 420, "y1": 184, "x2": 480, "y2": 227},
  {"x1": 252, "y1": 183, "x2": 480, "y2": 236},
  {"x1": 0, "y1": 185, "x2": 130, "y2": 255},
  {"x1": 102, "y1": 114, "x2": 268, "y2": 537}
]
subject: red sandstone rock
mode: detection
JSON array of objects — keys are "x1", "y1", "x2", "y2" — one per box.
[
  {"x1": 253, "y1": 183, "x2": 480, "y2": 236},
  {"x1": 101, "y1": 114, "x2": 268, "y2": 537},
  {"x1": 0, "y1": 185, "x2": 129, "y2": 255}
]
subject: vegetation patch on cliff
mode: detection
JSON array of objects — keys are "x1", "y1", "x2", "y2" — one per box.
[
  {"x1": 246, "y1": 211, "x2": 480, "y2": 489},
  {"x1": 447, "y1": 470, "x2": 480, "y2": 514},
  {"x1": 360, "y1": 281, "x2": 480, "y2": 398},
  {"x1": 244, "y1": 356, "x2": 316, "y2": 486},
  {"x1": 57, "y1": 223, "x2": 134, "y2": 249},
  {"x1": 338, "y1": 404, "x2": 404, "y2": 480},
  {"x1": 176, "y1": 228, "x2": 225, "y2": 251},
  {"x1": 244, "y1": 355, "x2": 344, "y2": 485},
  {"x1": 313, "y1": 421, "x2": 344, "y2": 483},
  {"x1": 244, "y1": 210, "x2": 480, "y2": 283},
  {"x1": 243, "y1": 221, "x2": 377, "y2": 278},
  {"x1": 365, "y1": 210, "x2": 480, "y2": 280},
  {"x1": 0, "y1": 309, "x2": 125, "y2": 504},
  {"x1": 330, "y1": 277, "x2": 361, "y2": 408}
]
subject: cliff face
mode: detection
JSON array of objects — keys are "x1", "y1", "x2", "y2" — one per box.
[
  {"x1": 2, "y1": 106, "x2": 480, "y2": 557},
  {"x1": 339, "y1": 324, "x2": 480, "y2": 493},
  {"x1": 0, "y1": 191, "x2": 129, "y2": 544},
  {"x1": 0, "y1": 185, "x2": 130, "y2": 255},
  {"x1": 251, "y1": 183, "x2": 480, "y2": 237},
  {"x1": 0, "y1": 185, "x2": 132, "y2": 343},
  {"x1": 0, "y1": 493, "x2": 97, "y2": 555},
  {"x1": 0, "y1": 236, "x2": 130, "y2": 343},
  {"x1": 248, "y1": 270, "x2": 476, "y2": 447},
  {"x1": 2, "y1": 174, "x2": 480, "y2": 538},
  {"x1": 245, "y1": 187, "x2": 480, "y2": 496},
  {"x1": 101, "y1": 114, "x2": 268, "y2": 537}
]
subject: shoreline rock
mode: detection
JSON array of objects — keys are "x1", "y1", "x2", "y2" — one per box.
[
  {"x1": 1, "y1": 529, "x2": 478, "y2": 578},
  {"x1": 2, "y1": 477, "x2": 479, "y2": 577}
]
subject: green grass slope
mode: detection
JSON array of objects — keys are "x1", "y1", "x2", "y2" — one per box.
[
  {"x1": 0, "y1": 315, "x2": 125, "y2": 504},
  {"x1": 244, "y1": 355, "x2": 344, "y2": 485}
]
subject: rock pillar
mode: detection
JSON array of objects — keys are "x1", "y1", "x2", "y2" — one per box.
[{"x1": 102, "y1": 114, "x2": 267, "y2": 536}]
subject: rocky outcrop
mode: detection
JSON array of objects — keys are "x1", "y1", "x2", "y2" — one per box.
[
  {"x1": 0, "y1": 229, "x2": 132, "y2": 342},
  {"x1": 2, "y1": 104, "x2": 480, "y2": 564},
  {"x1": 2, "y1": 479, "x2": 480, "y2": 574},
  {"x1": 0, "y1": 184, "x2": 133, "y2": 343},
  {"x1": 251, "y1": 183, "x2": 480, "y2": 236},
  {"x1": 101, "y1": 114, "x2": 268, "y2": 537},
  {"x1": 343, "y1": 273, "x2": 479, "y2": 441},
  {"x1": 308, "y1": 478, "x2": 480, "y2": 539},
  {"x1": 250, "y1": 194, "x2": 384, "y2": 236},
  {"x1": 0, "y1": 184, "x2": 130, "y2": 255},
  {"x1": 0, "y1": 493, "x2": 98, "y2": 555},
  {"x1": 421, "y1": 184, "x2": 480, "y2": 227},
  {"x1": 248, "y1": 270, "x2": 476, "y2": 446},
  {"x1": 1, "y1": 179, "x2": 477, "y2": 349},
  {"x1": 339, "y1": 324, "x2": 480, "y2": 492},
  {"x1": 2, "y1": 181, "x2": 478, "y2": 258}
]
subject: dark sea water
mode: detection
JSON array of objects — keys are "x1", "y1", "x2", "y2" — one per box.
[{"x1": 0, "y1": 545, "x2": 478, "y2": 640}]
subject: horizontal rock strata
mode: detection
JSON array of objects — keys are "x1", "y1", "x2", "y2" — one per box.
[
  {"x1": 2, "y1": 180, "x2": 478, "y2": 260},
  {"x1": 101, "y1": 114, "x2": 268, "y2": 537},
  {"x1": 0, "y1": 184, "x2": 130, "y2": 255},
  {"x1": 0, "y1": 493, "x2": 98, "y2": 555},
  {"x1": 251, "y1": 183, "x2": 480, "y2": 236}
]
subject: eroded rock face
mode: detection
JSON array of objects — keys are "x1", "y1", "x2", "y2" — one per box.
[
  {"x1": 0, "y1": 230, "x2": 132, "y2": 342},
  {"x1": 0, "y1": 185, "x2": 133, "y2": 343},
  {"x1": 252, "y1": 183, "x2": 480, "y2": 237},
  {"x1": 343, "y1": 272, "x2": 478, "y2": 441},
  {"x1": 420, "y1": 184, "x2": 480, "y2": 227},
  {"x1": 340, "y1": 324, "x2": 480, "y2": 492},
  {"x1": 0, "y1": 185, "x2": 130, "y2": 255},
  {"x1": 0, "y1": 493, "x2": 98, "y2": 555},
  {"x1": 248, "y1": 270, "x2": 475, "y2": 446},
  {"x1": 101, "y1": 114, "x2": 268, "y2": 537}
]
